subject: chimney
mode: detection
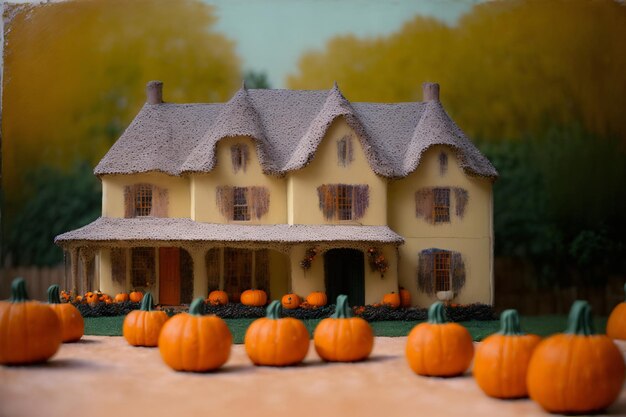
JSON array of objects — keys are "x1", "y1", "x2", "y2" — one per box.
[
  {"x1": 422, "y1": 82, "x2": 440, "y2": 102},
  {"x1": 146, "y1": 80, "x2": 163, "y2": 104}
]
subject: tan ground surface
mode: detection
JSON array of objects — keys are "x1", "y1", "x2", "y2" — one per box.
[{"x1": 1, "y1": 336, "x2": 625, "y2": 417}]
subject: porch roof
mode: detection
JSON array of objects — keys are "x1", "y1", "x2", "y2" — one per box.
[{"x1": 54, "y1": 217, "x2": 404, "y2": 246}]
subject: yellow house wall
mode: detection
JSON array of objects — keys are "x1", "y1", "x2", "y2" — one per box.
[
  {"x1": 288, "y1": 118, "x2": 387, "y2": 225},
  {"x1": 191, "y1": 136, "x2": 287, "y2": 224},
  {"x1": 101, "y1": 172, "x2": 190, "y2": 218},
  {"x1": 388, "y1": 145, "x2": 494, "y2": 305},
  {"x1": 268, "y1": 250, "x2": 290, "y2": 301}
]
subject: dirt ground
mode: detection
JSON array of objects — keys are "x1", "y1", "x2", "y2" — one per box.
[{"x1": 1, "y1": 336, "x2": 625, "y2": 417}]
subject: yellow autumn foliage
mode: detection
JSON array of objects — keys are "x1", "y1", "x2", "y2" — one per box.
[
  {"x1": 288, "y1": 0, "x2": 626, "y2": 141},
  {"x1": 2, "y1": 0, "x2": 241, "y2": 200}
]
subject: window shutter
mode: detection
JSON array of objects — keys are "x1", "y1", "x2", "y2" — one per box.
[
  {"x1": 249, "y1": 186, "x2": 270, "y2": 219},
  {"x1": 317, "y1": 184, "x2": 337, "y2": 220},
  {"x1": 453, "y1": 188, "x2": 469, "y2": 218},
  {"x1": 353, "y1": 185, "x2": 370, "y2": 220},
  {"x1": 124, "y1": 185, "x2": 136, "y2": 218},
  {"x1": 417, "y1": 249, "x2": 436, "y2": 295},
  {"x1": 254, "y1": 249, "x2": 270, "y2": 298},
  {"x1": 451, "y1": 251, "x2": 466, "y2": 293},
  {"x1": 415, "y1": 188, "x2": 435, "y2": 223},
  {"x1": 151, "y1": 186, "x2": 169, "y2": 217},
  {"x1": 216, "y1": 186, "x2": 235, "y2": 221},
  {"x1": 205, "y1": 248, "x2": 221, "y2": 292}
]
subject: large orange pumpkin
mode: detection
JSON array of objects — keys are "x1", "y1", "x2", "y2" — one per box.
[
  {"x1": 382, "y1": 292, "x2": 401, "y2": 308},
  {"x1": 607, "y1": 283, "x2": 626, "y2": 340},
  {"x1": 405, "y1": 301, "x2": 474, "y2": 377},
  {"x1": 281, "y1": 293, "x2": 301, "y2": 310},
  {"x1": 123, "y1": 292, "x2": 169, "y2": 347},
  {"x1": 306, "y1": 291, "x2": 327, "y2": 307},
  {"x1": 48, "y1": 284, "x2": 84, "y2": 343},
  {"x1": 0, "y1": 278, "x2": 62, "y2": 365},
  {"x1": 207, "y1": 290, "x2": 229, "y2": 306},
  {"x1": 129, "y1": 291, "x2": 144, "y2": 303},
  {"x1": 473, "y1": 309, "x2": 541, "y2": 398},
  {"x1": 314, "y1": 295, "x2": 374, "y2": 362},
  {"x1": 240, "y1": 289, "x2": 267, "y2": 306},
  {"x1": 158, "y1": 298, "x2": 232, "y2": 372},
  {"x1": 245, "y1": 301, "x2": 310, "y2": 366},
  {"x1": 527, "y1": 300, "x2": 625, "y2": 414},
  {"x1": 399, "y1": 287, "x2": 411, "y2": 308}
]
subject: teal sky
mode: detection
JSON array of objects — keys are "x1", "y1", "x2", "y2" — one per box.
[{"x1": 206, "y1": 0, "x2": 479, "y2": 88}]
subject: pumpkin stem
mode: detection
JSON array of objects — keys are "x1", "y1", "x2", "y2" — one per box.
[
  {"x1": 565, "y1": 300, "x2": 595, "y2": 336},
  {"x1": 427, "y1": 301, "x2": 447, "y2": 324},
  {"x1": 10, "y1": 277, "x2": 29, "y2": 302},
  {"x1": 189, "y1": 297, "x2": 206, "y2": 316},
  {"x1": 332, "y1": 295, "x2": 353, "y2": 318},
  {"x1": 498, "y1": 309, "x2": 523, "y2": 335},
  {"x1": 623, "y1": 283, "x2": 626, "y2": 302},
  {"x1": 266, "y1": 300, "x2": 282, "y2": 319},
  {"x1": 141, "y1": 292, "x2": 155, "y2": 311},
  {"x1": 47, "y1": 284, "x2": 62, "y2": 304}
]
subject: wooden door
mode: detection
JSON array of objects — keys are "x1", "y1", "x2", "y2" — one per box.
[{"x1": 159, "y1": 247, "x2": 180, "y2": 305}]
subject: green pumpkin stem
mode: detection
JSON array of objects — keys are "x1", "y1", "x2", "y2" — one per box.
[
  {"x1": 266, "y1": 300, "x2": 282, "y2": 319},
  {"x1": 332, "y1": 295, "x2": 353, "y2": 318},
  {"x1": 427, "y1": 301, "x2": 447, "y2": 324},
  {"x1": 141, "y1": 292, "x2": 155, "y2": 311},
  {"x1": 623, "y1": 283, "x2": 626, "y2": 302},
  {"x1": 189, "y1": 297, "x2": 206, "y2": 316},
  {"x1": 10, "y1": 278, "x2": 29, "y2": 303},
  {"x1": 498, "y1": 309, "x2": 523, "y2": 335},
  {"x1": 565, "y1": 300, "x2": 595, "y2": 336},
  {"x1": 47, "y1": 284, "x2": 62, "y2": 304}
]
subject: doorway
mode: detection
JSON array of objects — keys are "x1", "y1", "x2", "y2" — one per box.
[{"x1": 324, "y1": 248, "x2": 365, "y2": 306}]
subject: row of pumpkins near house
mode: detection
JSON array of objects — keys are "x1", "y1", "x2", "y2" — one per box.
[{"x1": 1, "y1": 277, "x2": 626, "y2": 415}]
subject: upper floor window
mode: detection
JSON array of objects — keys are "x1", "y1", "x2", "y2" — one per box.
[
  {"x1": 124, "y1": 184, "x2": 168, "y2": 218},
  {"x1": 337, "y1": 135, "x2": 354, "y2": 167},
  {"x1": 216, "y1": 185, "x2": 269, "y2": 221},
  {"x1": 433, "y1": 188, "x2": 450, "y2": 223},
  {"x1": 415, "y1": 186, "x2": 467, "y2": 224},
  {"x1": 317, "y1": 184, "x2": 369, "y2": 221},
  {"x1": 231, "y1": 144, "x2": 249, "y2": 173}
]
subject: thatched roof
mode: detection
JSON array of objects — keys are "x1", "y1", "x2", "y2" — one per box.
[{"x1": 94, "y1": 83, "x2": 498, "y2": 179}]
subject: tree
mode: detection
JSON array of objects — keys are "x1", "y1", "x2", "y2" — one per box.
[{"x1": 244, "y1": 70, "x2": 271, "y2": 89}]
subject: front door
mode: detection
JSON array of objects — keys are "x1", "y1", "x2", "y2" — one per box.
[
  {"x1": 159, "y1": 247, "x2": 180, "y2": 305},
  {"x1": 324, "y1": 248, "x2": 365, "y2": 306}
]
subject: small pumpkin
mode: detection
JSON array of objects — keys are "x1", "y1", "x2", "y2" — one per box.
[
  {"x1": 527, "y1": 300, "x2": 625, "y2": 414},
  {"x1": 129, "y1": 290, "x2": 144, "y2": 303},
  {"x1": 48, "y1": 284, "x2": 84, "y2": 343},
  {"x1": 240, "y1": 289, "x2": 267, "y2": 306},
  {"x1": 75, "y1": 295, "x2": 83, "y2": 303},
  {"x1": 399, "y1": 287, "x2": 411, "y2": 308},
  {"x1": 123, "y1": 292, "x2": 169, "y2": 347},
  {"x1": 85, "y1": 291, "x2": 99, "y2": 305},
  {"x1": 207, "y1": 290, "x2": 229, "y2": 306},
  {"x1": 281, "y1": 293, "x2": 301, "y2": 310},
  {"x1": 382, "y1": 292, "x2": 401, "y2": 308},
  {"x1": 405, "y1": 301, "x2": 474, "y2": 377},
  {"x1": 114, "y1": 292, "x2": 130, "y2": 303},
  {"x1": 314, "y1": 295, "x2": 374, "y2": 362},
  {"x1": 473, "y1": 309, "x2": 541, "y2": 398},
  {"x1": 158, "y1": 298, "x2": 232, "y2": 372},
  {"x1": 607, "y1": 283, "x2": 626, "y2": 340},
  {"x1": 0, "y1": 278, "x2": 62, "y2": 364},
  {"x1": 306, "y1": 291, "x2": 327, "y2": 307},
  {"x1": 245, "y1": 301, "x2": 310, "y2": 366},
  {"x1": 60, "y1": 290, "x2": 71, "y2": 303}
]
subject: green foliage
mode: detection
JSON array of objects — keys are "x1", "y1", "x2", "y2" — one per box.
[
  {"x1": 3, "y1": 163, "x2": 101, "y2": 266},
  {"x1": 244, "y1": 70, "x2": 271, "y2": 89}
]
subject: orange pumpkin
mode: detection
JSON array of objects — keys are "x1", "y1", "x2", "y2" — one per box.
[
  {"x1": 399, "y1": 287, "x2": 411, "y2": 308},
  {"x1": 245, "y1": 301, "x2": 309, "y2": 366},
  {"x1": 85, "y1": 291, "x2": 99, "y2": 305},
  {"x1": 607, "y1": 283, "x2": 626, "y2": 340},
  {"x1": 129, "y1": 291, "x2": 144, "y2": 303},
  {"x1": 114, "y1": 293, "x2": 130, "y2": 303},
  {"x1": 527, "y1": 300, "x2": 625, "y2": 414},
  {"x1": 306, "y1": 291, "x2": 327, "y2": 307},
  {"x1": 48, "y1": 284, "x2": 84, "y2": 343},
  {"x1": 382, "y1": 292, "x2": 401, "y2": 308},
  {"x1": 0, "y1": 278, "x2": 62, "y2": 364},
  {"x1": 123, "y1": 292, "x2": 169, "y2": 347},
  {"x1": 281, "y1": 293, "x2": 301, "y2": 310},
  {"x1": 240, "y1": 289, "x2": 267, "y2": 306},
  {"x1": 473, "y1": 309, "x2": 541, "y2": 398},
  {"x1": 406, "y1": 301, "x2": 474, "y2": 376},
  {"x1": 158, "y1": 298, "x2": 232, "y2": 372},
  {"x1": 314, "y1": 295, "x2": 374, "y2": 362},
  {"x1": 207, "y1": 290, "x2": 229, "y2": 306},
  {"x1": 60, "y1": 290, "x2": 71, "y2": 303}
]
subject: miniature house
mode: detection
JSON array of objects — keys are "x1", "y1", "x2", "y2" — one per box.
[{"x1": 55, "y1": 81, "x2": 498, "y2": 306}]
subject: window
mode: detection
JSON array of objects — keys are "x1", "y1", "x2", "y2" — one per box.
[
  {"x1": 131, "y1": 248, "x2": 155, "y2": 288},
  {"x1": 233, "y1": 187, "x2": 250, "y2": 221},
  {"x1": 124, "y1": 184, "x2": 168, "y2": 218},
  {"x1": 439, "y1": 152, "x2": 448, "y2": 176},
  {"x1": 231, "y1": 144, "x2": 249, "y2": 173},
  {"x1": 434, "y1": 252, "x2": 451, "y2": 292},
  {"x1": 337, "y1": 135, "x2": 353, "y2": 167},
  {"x1": 134, "y1": 184, "x2": 152, "y2": 217},
  {"x1": 317, "y1": 184, "x2": 369, "y2": 221},
  {"x1": 433, "y1": 188, "x2": 450, "y2": 223}
]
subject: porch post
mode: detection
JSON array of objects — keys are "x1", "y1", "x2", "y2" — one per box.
[
  {"x1": 190, "y1": 247, "x2": 208, "y2": 300},
  {"x1": 70, "y1": 247, "x2": 79, "y2": 295}
]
